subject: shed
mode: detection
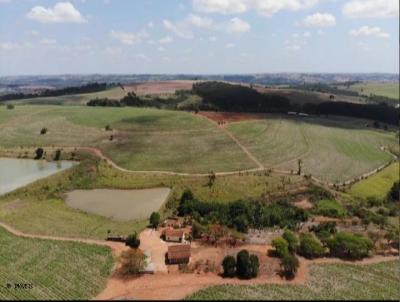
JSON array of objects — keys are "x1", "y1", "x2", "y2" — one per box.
[{"x1": 167, "y1": 244, "x2": 191, "y2": 264}]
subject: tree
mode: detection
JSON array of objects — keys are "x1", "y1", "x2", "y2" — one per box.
[
  {"x1": 149, "y1": 212, "x2": 160, "y2": 228},
  {"x1": 236, "y1": 250, "x2": 251, "y2": 279},
  {"x1": 105, "y1": 124, "x2": 112, "y2": 131},
  {"x1": 54, "y1": 149, "x2": 61, "y2": 161},
  {"x1": 271, "y1": 237, "x2": 289, "y2": 258},
  {"x1": 387, "y1": 181, "x2": 399, "y2": 202},
  {"x1": 233, "y1": 215, "x2": 249, "y2": 233},
  {"x1": 40, "y1": 127, "x2": 48, "y2": 135},
  {"x1": 34, "y1": 148, "x2": 44, "y2": 160},
  {"x1": 281, "y1": 253, "x2": 299, "y2": 279},
  {"x1": 6, "y1": 104, "x2": 14, "y2": 110},
  {"x1": 125, "y1": 232, "x2": 140, "y2": 248},
  {"x1": 298, "y1": 233, "x2": 325, "y2": 259},
  {"x1": 297, "y1": 159, "x2": 302, "y2": 175},
  {"x1": 208, "y1": 171, "x2": 216, "y2": 188},
  {"x1": 120, "y1": 249, "x2": 145, "y2": 276},
  {"x1": 222, "y1": 255, "x2": 236, "y2": 278},
  {"x1": 249, "y1": 254, "x2": 260, "y2": 278},
  {"x1": 283, "y1": 230, "x2": 299, "y2": 254}
]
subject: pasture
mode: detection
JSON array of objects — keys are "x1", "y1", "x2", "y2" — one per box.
[
  {"x1": 227, "y1": 115, "x2": 398, "y2": 183},
  {"x1": 187, "y1": 260, "x2": 400, "y2": 300},
  {"x1": 0, "y1": 105, "x2": 255, "y2": 173},
  {"x1": 5, "y1": 87, "x2": 127, "y2": 106},
  {"x1": 349, "y1": 162, "x2": 399, "y2": 200},
  {"x1": 0, "y1": 227, "x2": 113, "y2": 300},
  {"x1": 348, "y1": 82, "x2": 399, "y2": 100},
  {"x1": 65, "y1": 188, "x2": 171, "y2": 221}
]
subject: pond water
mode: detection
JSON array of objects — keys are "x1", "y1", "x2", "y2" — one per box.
[{"x1": 0, "y1": 158, "x2": 77, "y2": 196}]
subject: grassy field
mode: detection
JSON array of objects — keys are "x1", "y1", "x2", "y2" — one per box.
[
  {"x1": 0, "y1": 157, "x2": 306, "y2": 239},
  {"x1": 187, "y1": 260, "x2": 400, "y2": 300},
  {"x1": 349, "y1": 162, "x2": 399, "y2": 200},
  {"x1": 0, "y1": 227, "x2": 113, "y2": 300},
  {"x1": 348, "y1": 82, "x2": 399, "y2": 100},
  {"x1": 5, "y1": 87, "x2": 127, "y2": 106},
  {"x1": 0, "y1": 105, "x2": 255, "y2": 173},
  {"x1": 227, "y1": 116, "x2": 398, "y2": 183}
]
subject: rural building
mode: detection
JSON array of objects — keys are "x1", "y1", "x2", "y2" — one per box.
[
  {"x1": 164, "y1": 228, "x2": 185, "y2": 242},
  {"x1": 167, "y1": 244, "x2": 191, "y2": 264},
  {"x1": 163, "y1": 217, "x2": 183, "y2": 228},
  {"x1": 299, "y1": 113, "x2": 309, "y2": 117},
  {"x1": 288, "y1": 111, "x2": 298, "y2": 115}
]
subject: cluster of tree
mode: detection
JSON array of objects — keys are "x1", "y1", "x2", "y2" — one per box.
[
  {"x1": 87, "y1": 98, "x2": 122, "y2": 107},
  {"x1": 271, "y1": 230, "x2": 300, "y2": 278},
  {"x1": 365, "y1": 95, "x2": 399, "y2": 107},
  {"x1": 192, "y1": 81, "x2": 291, "y2": 113},
  {"x1": 119, "y1": 249, "x2": 146, "y2": 276},
  {"x1": 0, "y1": 82, "x2": 110, "y2": 102},
  {"x1": 327, "y1": 232, "x2": 373, "y2": 259},
  {"x1": 302, "y1": 101, "x2": 398, "y2": 125},
  {"x1": 178, "y1": 190, "x2": 308, "y2": 233},
  {"x1": 125, "y1": 232, "x2": 140, "y2": 248},
  {"x1": 222, "y1": 250, "x2": 259, "y2": 279}
]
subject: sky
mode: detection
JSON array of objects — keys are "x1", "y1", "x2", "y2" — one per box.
[{"x1": 0, "y1": 0, "x2": 398, "y2": 75}]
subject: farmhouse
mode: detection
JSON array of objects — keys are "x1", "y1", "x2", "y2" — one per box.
[
  {"x1": 167, "y1": 244, "x2": 191, "y2": 264},
  {"x1": 163, "y1": 217, "x2": 183, "y2": 228},
  {"x1": 164, "y1": 228, "x2": 185, "y2": 242}
]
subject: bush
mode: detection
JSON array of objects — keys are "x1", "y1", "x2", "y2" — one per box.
[
  {"x1": 34, "y1": 148, "x2": 44, "y2": 160},
  {"x1": 280, "y1": 253, "x2": 299, "y2": 279},
  {"x1": 233, "y1": 215, "x2": 249, "y2": 233},
  {"x1": 271, "y1": 237, "x2": 289, "y2": 258},
  {"x1": 125, "y1": 232, "x2": 140, "y2": 248},
  {"x1": 249, "y1": 254, "x2": 260, "y2": 278},
  {"x1": 120, "y1": 249, "x2": 145, "y2": 276},
  {"x1": 236, "y1": 250, "x2": 259, "y2": 279},
  {"x1": 388, "y1": 181, "x2": 399, "y2": 202},
  {"x1": 327, "y1": 232, "x2": 373, "y2": 260},
  {"x1": 314, "y1": 200, "x2": 347, "y2": 218},
  {"x1": 283, "y1": 230, "x2": 299, "y2": 253},
  {"x1": 40, "y1": 127, "x2": 48, "y2": 135},
  {"x1": 298, "y1": 233, "x2": 325, "y2": 259},
  {"x1": 149, "y1": 212, "x2": 160, "y2": 228},
  {"x1": 222, "y1": 255, "x2": 236, "y2": 278},
  {"x1": 6, "y1": 104, "x2": 14, "y2": 110}
]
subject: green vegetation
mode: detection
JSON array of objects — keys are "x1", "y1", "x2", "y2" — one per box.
[
  {"x1": 222, "y1": 255, "x2": 236, "y2": 278},
  {"x1": 149, "y1": 212, "x2": 161, "y2": 228},
  {"x1": 314, "y1": 199, "x2": 347, "y2": 218},
  {"x1": 350, "y1": 162, "x2": 399, "y2": 200},
  {"x1": 0, "y1": 227, "x2": 113, "y2": 300},
  {"x1": 236, "y1": 250, "x2": 259, "y2": 280},
  {"x1": 298, "y1": 233, "x2": 325, "y2": 259},
  {"x1": 349, "y1": 82, "x2": 399, "y2": 100},
  {"x1": 125, "y1": 232, "x2": 140, "y2": 248},
  {"x1": 187, "y1": 261, "x2": 400, "y2": 300},
  {"x1": 227, "y1": 117, "x2": 397, "y2": 182},
  {"x1": 119, "y1": 249, "x2": 146, "y2": 276},
  {"x1": 327, "y1": 232, "x2": 373, "y2": 260}
]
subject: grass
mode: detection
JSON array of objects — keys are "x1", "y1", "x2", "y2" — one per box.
[
  {"x1": 187, "y1": 260, "x2": 400, "y2": 300},
  {"x1": 5, "y1": 87, "x2": 127, "y2": 106},
  {"x1": 0, "y1": 227, "x2": 114, "y2": 300},
  {"x1": 227, "y1": 116, "x2": 398, "y2": 183},
  {"x1": 0, "y1": 105, "x2": 255, "y2": 173},
  {"x1": 349, "y1": 82, "x2": 399, "y2": 100},
  {"x1": 0, "y1": 156, "x2": 306, "y2": 239},
  {"x1": 349, "y1": 162, "x2": 399, "y2": 200},
  {"x1": 314, "y1": 199, "x2": 347, "y2": 218}
]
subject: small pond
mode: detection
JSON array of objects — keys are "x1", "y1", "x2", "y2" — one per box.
[{"x1": 0, "y1": 158, "x2": 77, "y2": 196}]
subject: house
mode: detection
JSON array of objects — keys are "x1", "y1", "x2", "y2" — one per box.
[
  {"x1": 163, "y1": 217, "x2": 183, "y2": 228},
  {"x1": 164, "y1": 228, "x2": 185, "y2": 242},
  {"x1": 288, "y1": 111, "x2": 298, "y2": 116},
  {"x1": 167, "y1": 244, "x2": 191, "y2": 264},
  {"x1": 299, "y1": 113, "x2": 309, "y2": 117}
]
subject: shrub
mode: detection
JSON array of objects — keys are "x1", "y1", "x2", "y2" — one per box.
[
  {"x1": 125, "y1": 232, "x2": 140, "y2": 248},
  {"x1": 388, "y1": 181, "x2": 399, "y2": 202},
  {"x1": 222, "y1": 255, "x2": 236, "y2": 278},
  {"x1": 314, "y1": 200, "x2": 347, "y2": 218},
  {"x1": 283, "y1": 230, "x2": 299, "y2": 253},
  {"x1": 280, "y1": 253, "x2": 299, "y2": 279},
  {"x1": 34, "y1": 148, "x2": 44, "y2": 160},
  {"x1": 298, "y1": 233, "x2": 325, "y2": 259},
  {"x1": 149, "y1": 212, "x2": 160, "y2": 228},
  {"x1": 53, "y1": 149, "x2": 61, "y2": 161},
  {"x1": 249, "y1": 254, "x2": 260, "y2": 278},
  {"x1": 233, "y1": 215, "x2": 249, "y2": 233},
  {"x1": 271, "y1": 237, "x2": 289, "y2": 258},
  {"x1": 120, "y1": 249, "x2": 145, "y2": 276},
  {"x1": 6, "y1": 104, "x2": 14, "y2": 110},
  {"x1": 327, "y1": 232, "x2": 373, "y2": 260},
  {"x1": 40, "y1": 127, "x2": 48, "y2": 135}
]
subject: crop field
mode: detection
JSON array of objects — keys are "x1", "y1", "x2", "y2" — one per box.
[
  {"x1": 5, "y1": 87, "x2": 127, "y2": 106},
  {"x1": 65, "y1": 188, "x2": 171, "y2": 221},
  {"x1": 0, "y1": 159, "x2": 306, "y2": 239},
  {"x1": 227, "y1": 116, "x2": 398, "y2": 183},
  {"x1": 0, "y1": 106, "x2": 255, "y2": 173},
  {"x1": 187, "y1": 260, "x2": 400, "y2": 300},
  {"x1": 123, "y1": 80, "x2": 194, "y2": 96},
  {"x1": 0, "y1": 227, "x2": 113, "y2": 300},
  {"x1": 349, "y1": 162, "x2": 399, "y2": 200},
  {"x1": 348, "y1": 82, "x2": 399, "y2": 100}
]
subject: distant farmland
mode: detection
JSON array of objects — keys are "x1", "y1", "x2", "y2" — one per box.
[{"x1": 348, "y1": 82, "x2": 399, "y2": 100}]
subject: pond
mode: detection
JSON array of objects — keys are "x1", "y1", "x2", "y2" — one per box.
[{"x1": 0, "y1": 158, "x2": 77, "y2": 196}]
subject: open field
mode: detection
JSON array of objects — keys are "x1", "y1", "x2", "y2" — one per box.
[
  {"x1": 0, "y1": 106, "x2": 255, "y2": 173},
  {"x1": 226, "y1": 115, "x2": 398, "y2": 183},
  {"x1": 5, "y1": 87, "x2": 127, "y2": 106},
  {"x1": 123, "y1": 81, "x2": 194, "y2": 96},
  {"x1": 187, "y1": 260, "x2": 400, "y2": 300},
  {"x1": 347, "y1": 82, "x2": 399, "y2": 100},
  {"x1": 0, "y1": 157, "x2": 306, "y2": 239},
  {"x1": 349, "y1": 162, "x2": 399, "y2": 200},
  {"x1": 0, "y1": 227, "x2": 113, "y2": 300},
  {"x1": 65, "y1": 188, "x2": 171, "y2": 221}
]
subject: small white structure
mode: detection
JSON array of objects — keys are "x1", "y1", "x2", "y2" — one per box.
[
  {"x1": 288, "y1": 111, "x2": 298, "y2": 115},
  {"x1": 299, "y1": 113, "x2": 309, "y2": 117}
]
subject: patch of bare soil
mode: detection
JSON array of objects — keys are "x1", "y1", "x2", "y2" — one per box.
[{"x1": 293, "y1": 198, "x2": 314, "y2": 210}]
